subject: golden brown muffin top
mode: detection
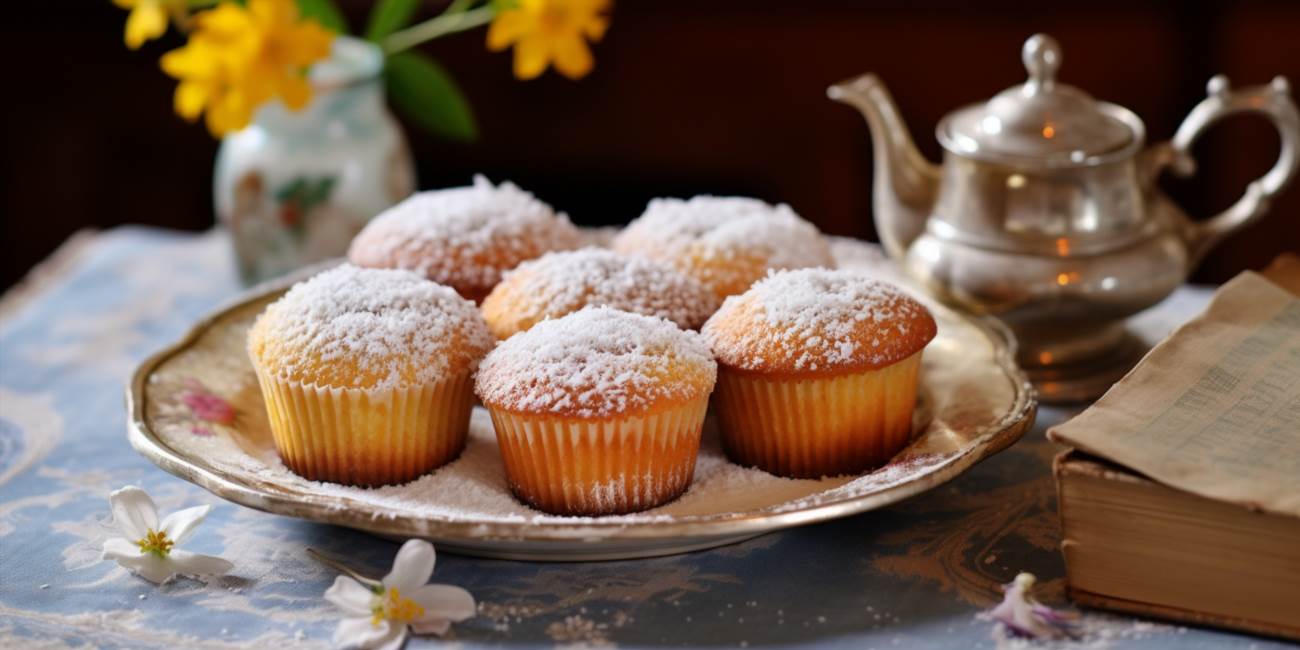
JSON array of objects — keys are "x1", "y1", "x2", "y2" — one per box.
[
  {"x1": 702, "y1": 268, "x2": 936, "y2": 376},
  {"x1": 480, "y1": 248, "x2": 720, "y2": 339},
  {"x1": 347, "y1": 176, "x2": 582, "y2": 300},
  {"x1": 610, "y1": 195, "x2": 834, "y2": 298},
  {"x1": 475, "y1": 307, "x2": 717, "y2": 419},
  {"x1": 248, "y1": 265, "x2": 494, "y2": 390}
]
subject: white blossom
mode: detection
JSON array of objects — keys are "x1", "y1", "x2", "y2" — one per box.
[
  {"x1": 101, "y1": 485, "x2": 233, "y2": 584},
  {"x1": 324, "y1": 539, "x2": 475, "y2": 650}
]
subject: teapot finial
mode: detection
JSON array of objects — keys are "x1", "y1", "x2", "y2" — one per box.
[{"x1": 1022, "y1": 34, "x2": 1061, "y2": 93}]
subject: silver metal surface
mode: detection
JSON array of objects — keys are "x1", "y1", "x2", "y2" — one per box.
[
  {"x1": 125, "y1": 263, "x2": 1035, "y2": 562},
  {"x1": 829, "y1": 33, "x2": 1300, "y2": 403},
  {"x1": 938, "y1": 34, "x2": 1138, "y2": 165}
]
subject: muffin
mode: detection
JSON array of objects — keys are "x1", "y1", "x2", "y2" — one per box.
[
  {"x1": 480, "y1": 247, "x2": 720, "y2": 339},
  {"x1": 611, "y1": 195, "x2": 834, "y2": 298},
  {"x1": 475, "y1": 307, "x2": 717, "y2": 515},
  {"x1": 701, "y1": 268, "x2": 937, "y2": 478},
  {"x1": 348, "y1": 175, "x2": 583, "y2": 302},
  {"x1": 247, "y1": 264, "x2": 494, "y2": 486}
]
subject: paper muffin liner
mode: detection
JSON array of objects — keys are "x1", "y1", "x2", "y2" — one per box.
[
  {"x1": 486, "y1": 396, "x2": 710, "y2": 516},
  {"x1": 252, "y1": 366, "x2": 475, "y2": 487},
  {"x1": 712, "y1": 352, "x2": 923, "y2": 478}
]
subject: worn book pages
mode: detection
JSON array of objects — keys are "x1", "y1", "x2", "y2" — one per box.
[{"x1": 1049, "y1": 270, "x2": 1300, "y2": 518}]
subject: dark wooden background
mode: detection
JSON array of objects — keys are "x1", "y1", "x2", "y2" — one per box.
[{"x1": 3, "y1": 1, "x2": 1299, "y2": 290}]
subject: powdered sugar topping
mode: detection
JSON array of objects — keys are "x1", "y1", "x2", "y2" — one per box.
[
  {"x1": 476, "y1": 306, "x2": 717, "y2": 418},
  {"x1": 348, "y1": 175, "x2": 581, "y2": 291},
  {"x1": 249, "y1": 264, "x2": 493, "y2": 389},
  {"x1": 611, "y1": 196, "x2": 833, "y2": 295},
  {"x1": 156, "y1": 238, "x2": 1032, "y2": 530},
  {"x1": 703, "y1": 268, "x2": 936, "y2": 373},
  {"x1": 485, "y1": 248, "x2": 720, "y2": 334}
]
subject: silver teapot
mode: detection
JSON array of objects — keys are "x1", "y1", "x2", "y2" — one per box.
[{"x1": 829, "y1": 34, "x2": 1300, "y2": 402}]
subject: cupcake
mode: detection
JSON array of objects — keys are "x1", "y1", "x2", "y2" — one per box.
[
  {"x1": 348, "y1": 175, "x2": 583, "y2": 303},
  {"x1": 701, "y1": 268, "x2": 937, "y2": 478},
  {"x1": 611, "y1": 195, "x2": 834, "y2": 298},
  {"x1": 247, "y1": 264, "x2": 494, "y2": 486},
  {"x1": 480, "y1": 247, "x2": 720, "y2": 340},
  {"x1": 475, "y1": 307, "x2": 717, "y2": 515}
]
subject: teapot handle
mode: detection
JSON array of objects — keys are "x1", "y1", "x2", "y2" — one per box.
[{"x1": 1149, "y1": 75, "x2": 1300, "y2": 266}]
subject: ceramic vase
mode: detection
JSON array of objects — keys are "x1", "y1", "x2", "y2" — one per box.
[{"x1": 214, "y1": 36, "x2": 415, "y2": 284}]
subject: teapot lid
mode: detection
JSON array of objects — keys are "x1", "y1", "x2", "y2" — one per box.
[{"x1": 937, "y1": 34, "x2": 1141, "y2": 166}]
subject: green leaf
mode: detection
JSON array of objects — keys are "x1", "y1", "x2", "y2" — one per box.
[
  {"x1": 365, "y1": 0, "x2": 422, "y2": 43},
  {"x1": 275, "y1": 178, "x2": 306, "y2": 203},
  {"x1": 297, "y1": 0, "x2": 349, "y2": 33},
  {"x1": 309, "y1": 177, "x2": 337, "y2": 204},
  {"x1": 385, "y1": 51, "x2": 477, "y2": 141}
]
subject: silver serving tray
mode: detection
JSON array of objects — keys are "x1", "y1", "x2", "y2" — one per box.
[{"x1": 127, "y1": 255, "x2": 1035, "y2": 561}]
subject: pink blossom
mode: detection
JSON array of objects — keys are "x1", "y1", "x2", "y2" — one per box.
[
  {"x1": 181, "y1": 381, "x2": 236, "y2": 425},
  {"x1": 983, "y1": 573, "x2": 1080, "y2": 640}
]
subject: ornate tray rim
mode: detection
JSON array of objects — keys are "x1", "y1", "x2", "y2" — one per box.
[{"x1": 126, "y1": 269, "x2": 1037, "y2": 558}]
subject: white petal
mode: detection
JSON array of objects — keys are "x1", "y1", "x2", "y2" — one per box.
[
  {"x1": 371, "y1": 624, "x2": 408, "y2": 650},
  {"x1": 409, "y1": 584, "x2": 476, "y2": 623},
  {"x1": 334, "y1": 617, "x2": 403, "y2": 650},
  {"x1": 168, "y1": 549, "x2": 233, "y2": 577},
  {"x1": 325, "y1": 576, "x2": 377, "y2": 617},
  {"x1": 159, "y1": 505, "x2": 210, "y2": 545},
  {"x1": 409, "y1": 617, "x2": 451, "y2": 636},
  {"x1": 102, "y1": 537, "x2": 143, "y2": 562},
  {"x1": 114, "y1": 553, "x2": 176, "y2": 584},
  {"x1": 109, "y1": 486, "x2": 159, "y2": 539},
  {"x1": 382, "y1": 539, "x2": 435, "y2": 592}
]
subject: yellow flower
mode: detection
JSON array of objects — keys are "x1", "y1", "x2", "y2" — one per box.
[
  {"x1": 113, "y1": 0, "x2": 184, "y2": 50},
  {"x1": 160, "y1": 0, "x2": 334, "y2": 137},
  {"x1": 487, "y1": 0, "x2": 611, "y2": 80}
]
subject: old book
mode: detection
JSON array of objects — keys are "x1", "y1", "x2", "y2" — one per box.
[
  {"x1": 1048, "y1": 268, "x2": 1300, "y2": 640},
  {"x1": 1054, "y1": 451, "x2": 1300, "y2": 640}
]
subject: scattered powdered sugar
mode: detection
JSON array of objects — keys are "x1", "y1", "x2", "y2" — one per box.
[
  {"x1": 611, "y1": 196, "x2": 833, "y2": 292},
  {"x1": 347, "y1": 175, "x2": 581, "y2": 291},
  {"x1": 702, "y1": 268, "x2": 935, "y2": 373},
  {"x1": 475, "y1": 306, "x2": 717, "y2": 418},
  {"x1": 249, "y1": 264, "x2": 493, "y2": 389},
  {"x1": 164, "y1": 406, "x2": 957, "y2": 525},
  {"x1": 770, "y1": 452, "x2": 953, "y2": 511},
  {"x1": 485, "y1": 247, "x2": 720, "y2": 333}
]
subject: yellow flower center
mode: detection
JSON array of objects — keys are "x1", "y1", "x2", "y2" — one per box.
[
  {"x1": 371, "y1": 587, "x2": 425, "y2": 626},
  {"x1": 135, "y1": 529, "x2": 174, "y2": 557},
  {"x1": 538, "y1": 4, "x2": 572, "y2": 34}
]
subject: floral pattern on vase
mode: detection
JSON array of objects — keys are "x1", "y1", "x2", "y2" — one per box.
[{"x1": 214, "y1": 36, "x2": 415, "y2": 285}]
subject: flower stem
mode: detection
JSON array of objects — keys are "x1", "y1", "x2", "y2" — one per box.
[
  {"x1": 306, "y1": 548, "x2": 382, "y2": 589},
  {"x1": 446, "y1": 0, "x2": 476, "y2": 14},
  {"x1": 383, "y1": 5, "x2": 496, "y2": 55}
]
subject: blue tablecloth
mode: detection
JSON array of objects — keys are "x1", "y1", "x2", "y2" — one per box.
[{"x1": 0, "y1": 227, "x2": 1286, "y2": 649}]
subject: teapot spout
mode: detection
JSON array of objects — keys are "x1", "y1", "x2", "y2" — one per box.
[{"x1": 828, "y1": 74, "x2": 940, "y2": 259}]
